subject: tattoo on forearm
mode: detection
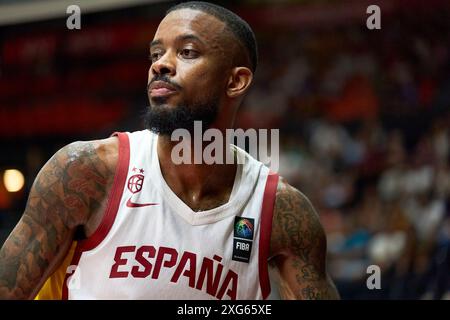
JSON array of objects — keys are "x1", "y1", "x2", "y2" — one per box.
[{"x1": 0, "y1": 141, "x2": 115, "y2": 299}]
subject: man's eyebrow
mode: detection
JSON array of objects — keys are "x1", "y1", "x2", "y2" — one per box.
[
  {"x1": 175, "y1": 34, "x2": 205, "y2": 45},
  {"x1": 150, "y1": 39, "x2": 162, "y2": 48},
  {"x1": 150, "y1": 34, "x2": 206, "y2": 49}
]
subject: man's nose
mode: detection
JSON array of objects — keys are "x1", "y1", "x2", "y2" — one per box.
[{"x1": 151, "y1": 52, "x2": 176, "y2": 76}]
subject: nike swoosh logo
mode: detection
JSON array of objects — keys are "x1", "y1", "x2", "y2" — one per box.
[{"x1": 126, "y1": 197, "x2": 159, "y2": 208}]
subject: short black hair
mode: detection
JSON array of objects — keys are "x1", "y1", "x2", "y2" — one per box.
[{"x1": 166, "y1": 1, "x2": 258, "y2": 72}]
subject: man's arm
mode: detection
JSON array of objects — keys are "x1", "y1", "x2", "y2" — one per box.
[
  {"x1": 270, "y1": 178, "x2": 340, "y2": 300},
  {"x1": 0, "y1": 138, "x2": 117, "y2": 299}
]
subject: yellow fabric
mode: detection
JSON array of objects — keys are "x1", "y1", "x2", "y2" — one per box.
[{"x1": 34, "y1": 241, "x2": 77, "y2": 300}]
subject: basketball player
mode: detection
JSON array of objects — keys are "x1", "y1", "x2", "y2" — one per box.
[{"x1": 0, "y1": 2, "x2": 339, "y2": 300}]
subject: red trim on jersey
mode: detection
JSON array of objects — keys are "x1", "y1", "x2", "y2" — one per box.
[
  {"x1": 78, "y1": 132, "x2": 130, "y2": 251},
  {"x1": 62, "y1": 132, "x2": 130, "y2": 299},
  {"x1": 258, "y1": 172, "x2": 279, "y2": 300}
]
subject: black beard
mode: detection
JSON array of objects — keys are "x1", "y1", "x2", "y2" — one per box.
[{"x1": 144, "y1": 98, "x2": 219, "y2": 136}]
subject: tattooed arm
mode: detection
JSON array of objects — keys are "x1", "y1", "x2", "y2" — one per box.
[
  {"x1": 0, "y1": 138, "x2": 118, "y2": 299},
  {"x1": 270, "y1": 178, "x2": 340, "y2": 300}
]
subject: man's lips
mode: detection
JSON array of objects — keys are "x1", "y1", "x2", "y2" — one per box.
[
  {"x1": 148, "y1": 81, "x2": 178, "y2": 98},
  {"x1": 150, "y1": 87, "x2": 177, "y2": 97}
]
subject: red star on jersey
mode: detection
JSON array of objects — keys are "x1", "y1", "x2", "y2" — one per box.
[{"x1": 139, "y1": 168, "x2": 144, "y2": 174}]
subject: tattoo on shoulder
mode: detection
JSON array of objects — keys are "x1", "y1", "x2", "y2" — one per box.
[
  {"x1": 272, "y1": 179, "x2": 325, "y2": 264},
  {"x1": 271, "y1": 178, "x2": 339, "y2": 299},
  {"x1": 0, "y1": 139, "x2": 116, "y2": 299}
]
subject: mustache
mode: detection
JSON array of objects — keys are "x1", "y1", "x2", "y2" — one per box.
[{"x1": 147, "y1": 75, "x2": 182, "y2": 91}]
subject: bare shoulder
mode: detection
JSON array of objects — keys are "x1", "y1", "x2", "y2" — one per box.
[
  {"x1": 270, "y1": 176, "x2": 325, "y2": 261},
  {"x1": 41, "y1": 136, "x2": 119, "y2": 226},
  {"x1": 61, "y1": 136, "x2": 119, "y2": 179},
  {"x1": 0, "y1": 136, "x2": 118, "y2": 299},
  {"x1": 268, "y1": 176, "x2": 339, "y2": 299}
]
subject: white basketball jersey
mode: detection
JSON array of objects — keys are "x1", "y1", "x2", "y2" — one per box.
[{"x1": 62, "y1": 130, "x2": 279, "y2": 300}]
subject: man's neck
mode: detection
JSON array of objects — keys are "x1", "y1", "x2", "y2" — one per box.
[{"x1": 156, "y1": 134, "x2": 237, "y2": 211}]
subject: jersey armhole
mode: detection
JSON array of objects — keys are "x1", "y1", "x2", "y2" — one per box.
[
  {"x1": 77, "y1": 132, "x2": 130, "y2": 251},
  {"x1": 61, "y1": 132, "x2": 130, "y2": 300},
  {"x1": 258, "y1": 171, "x2": 279, "y2": 300}
]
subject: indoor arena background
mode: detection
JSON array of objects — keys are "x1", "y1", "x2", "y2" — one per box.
[{"x1": 0, "y1": 0, "x2": 449, "y2": 299}]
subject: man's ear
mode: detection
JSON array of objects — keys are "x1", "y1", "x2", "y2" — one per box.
[{"x1": 226, "y1": 67, "x2": 253, "y2": 98}]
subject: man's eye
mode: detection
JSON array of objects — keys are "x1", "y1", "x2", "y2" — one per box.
[
  {"x1": 180, "y1": 49, "x2": 198, "y2": 59},
  {"x1": 149, "y1": 52, "x2": 162, "y2": 62}
]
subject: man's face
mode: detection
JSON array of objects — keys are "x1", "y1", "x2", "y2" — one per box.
[{"x1": 145, "y1": 9, "x2": 230, "y2": 135}]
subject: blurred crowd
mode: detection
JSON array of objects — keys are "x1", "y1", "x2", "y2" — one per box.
[{"x1": 238, "y1": 8, "x2": 450, "y2": 299}]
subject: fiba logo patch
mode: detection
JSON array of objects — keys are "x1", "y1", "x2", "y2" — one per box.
[
  {"x1": 232, "y1": 217, "x2": 255, "y2": 263},
  {"x1": 234, "y1": 217, "x2": 254, "y2": 240}
]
